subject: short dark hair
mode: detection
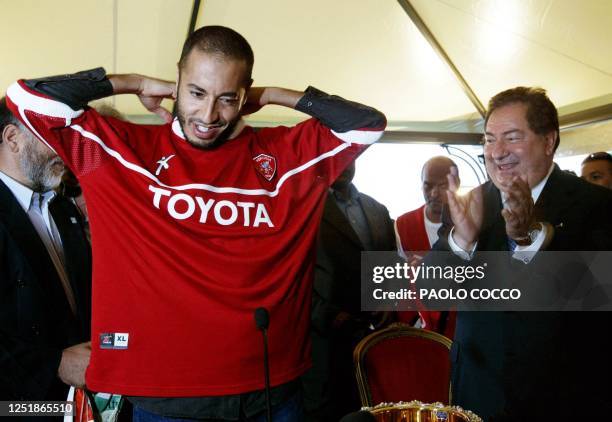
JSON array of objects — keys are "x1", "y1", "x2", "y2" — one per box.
[
  {"x1": 0, "y1": 97, "x2": 21, "y2": 142},
  {"x1": 485, "y1": 87, "x2": 560, "y2": 151},
  {"x1": 582, "y1": 151, "x2": 612, "y2": 165},
  {"x1": 178, "y1": 26, "x2": 254, "y2": 83}
]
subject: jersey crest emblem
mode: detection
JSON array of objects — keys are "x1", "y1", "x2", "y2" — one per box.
[{"x1": 253, "y1": 154, "x2": 277, "y2": 181}]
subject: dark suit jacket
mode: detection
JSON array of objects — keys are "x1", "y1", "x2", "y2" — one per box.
[
  {"x1": 303, "y1": 188, "x2": 395, "y2": 417},
  {"x1": 435, "y1": 166, "x2": 612, "y2": 421},
  {"x1": 312, "y1": 189, "x2": 396, "y2": 331},
  {"x1": 0, "y1": 179, "x2": 91, "y2": 400}
]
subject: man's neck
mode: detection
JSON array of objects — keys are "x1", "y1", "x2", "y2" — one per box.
[
  {"x1": 227, "y1": 119, "x2": 246, "y2": 140},
  {"x1": 0, "y1": 164, "x2": 32, "y2": 190},
  {"x1": 333, "y1": 183, "x2": 356, "y2": 202}
]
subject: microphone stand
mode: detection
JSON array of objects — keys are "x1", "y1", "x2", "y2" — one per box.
[
  {"x1": 262, "y1": 326, "x2": 271, "y2": 422},
  {"x1": 255, "y1": 307, "x2": 272, "y2": 422}
]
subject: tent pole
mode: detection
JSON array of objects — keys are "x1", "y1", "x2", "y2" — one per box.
[
  {"x1": 187, "y1": 0, "x2": 202, "y2": 39},
  {"x1": 397, "y1": 0, "x2": 486, "y2": 118},
  {"x1": 173, "y1": 0, "x2": 203, "y2": 115}
]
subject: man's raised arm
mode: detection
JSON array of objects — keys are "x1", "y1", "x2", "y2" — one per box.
[
  {"x1": 247, "y1": 86, "x2": 387, "y2": 140},
  {"x1": 11, "y1": 68, "x2": 176, "y2": 123}
]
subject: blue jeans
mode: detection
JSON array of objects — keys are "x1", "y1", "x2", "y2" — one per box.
[{"x1": 133, "y1": 392, "x2": 303, "y2": 422}]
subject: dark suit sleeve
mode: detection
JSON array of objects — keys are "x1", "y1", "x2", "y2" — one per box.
[
  {"x1": 311, "y1": 249, "x2": 342, "y2": 335},
  {"x1": 0, "y1": 333, "x2": 63, "y2": 399},
  {"x1": 359, "y1": 194, "x2": 396, "y2": 251},
  {"x1": 380, "y1": 205, "x2": 397, "y2": 251},
  {"x1": 0, "y1": 228, "x2": 64, "y2": 399}
]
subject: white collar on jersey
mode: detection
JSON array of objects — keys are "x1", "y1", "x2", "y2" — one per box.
[{"x1": 171, "y1": 118, "x2": 246, "y2": 142}]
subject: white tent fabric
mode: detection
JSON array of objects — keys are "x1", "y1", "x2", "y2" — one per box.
[{"x1": 2, "y1": 0, "x2": 611, "y2": 155}]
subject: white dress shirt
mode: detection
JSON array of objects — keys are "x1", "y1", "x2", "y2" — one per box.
[{"x1": 424, "y1": 207, "x2": 443, "y2": 249}]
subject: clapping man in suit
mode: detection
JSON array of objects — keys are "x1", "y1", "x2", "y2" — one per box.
[
  {"x1": 0, "y1": 98, "x2": 92, "y2": 401},
  {"x1": 439, "y1": 87, "x2": 612, "y2": 421}
]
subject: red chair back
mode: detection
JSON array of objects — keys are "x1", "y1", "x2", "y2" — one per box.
[{"x1": 353, "y1": 324, "x2": 452, "y2": 406}]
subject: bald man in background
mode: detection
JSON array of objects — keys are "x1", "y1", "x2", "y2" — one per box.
[{"x1": 395, "y1": 156, "x2": 458, "y2": 338}]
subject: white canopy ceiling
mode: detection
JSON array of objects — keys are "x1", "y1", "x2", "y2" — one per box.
[{"x1": 2, "y1": 0, "x2": 611, "y2": 155}]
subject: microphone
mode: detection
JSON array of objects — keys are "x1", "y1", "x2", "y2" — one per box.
[
  {"x1": 254, "y1": 307, "x2": 269, "y2": 331},
  {"x1": 254, "y1": 307, "x2": 272, "y2": 422},
  {"x1": 339, "y1": 410, "x2": 376, "y2": 422}
]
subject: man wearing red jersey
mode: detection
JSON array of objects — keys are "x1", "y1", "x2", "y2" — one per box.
[{"x1": 6, "y1": 26, "x2": 386, "y2": 420}]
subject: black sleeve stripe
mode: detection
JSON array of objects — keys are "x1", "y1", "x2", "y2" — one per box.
[
  {"x1": 23, "y1": 67, "x2": 113, "y2": 111},
  {"x1": 295, "y1": 86, "x2": 386, "y2": 133}
]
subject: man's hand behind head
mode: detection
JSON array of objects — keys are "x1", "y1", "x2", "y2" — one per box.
[
  {"x1": 137, "y1": 76, "x2": 176, "y2": 123},
  {"x1": 109, "y1": 74, "x2": 176, "y2": 123},
  {"x1": 240, "y1": 87, "x2": 267, "y2": 116}
]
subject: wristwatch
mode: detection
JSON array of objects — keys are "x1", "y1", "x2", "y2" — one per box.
[{"x1": 513, "y1": 223, "x2": 542, "y2": 247}]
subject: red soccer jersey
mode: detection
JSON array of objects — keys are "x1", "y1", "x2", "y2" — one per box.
[{"x1": 7, "y1": 80, "x2": 384, "y2": 396}]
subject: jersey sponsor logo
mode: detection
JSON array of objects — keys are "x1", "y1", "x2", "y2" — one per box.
[
  {"x1": 253, "y1": 154, "x2": 276, "y2": 181},
  {"x1": 155, "y1": 154, "x2": 176, "y2": 176},
  {"x1": 100, "y1": 333, "x2": 129, "y2": 349},
  {"x1": 149, "y1": 185, "x2": 274, "y2": 227}
]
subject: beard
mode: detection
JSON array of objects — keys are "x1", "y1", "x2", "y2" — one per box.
[
  {"x1": 175, "y1": 91, "x2": 240, "y2": 150},
  {"x1": 426, "y1": 200, "x2": 444, "y2": 216},
  {"x1": 19, "y1": 135, "x2": 65, "y2": 192}
]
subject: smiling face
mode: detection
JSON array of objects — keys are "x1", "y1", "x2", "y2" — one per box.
[
  {"x1": 484, "y1": 102, "x2": 556, "y2": 189},
  {"x1": 176, "y1": 49, "x2": 251, "y2": 149}
]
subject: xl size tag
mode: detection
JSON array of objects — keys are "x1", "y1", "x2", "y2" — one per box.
[{"x1": 99, "y1": 333, "x2": 129, "y2": 349}]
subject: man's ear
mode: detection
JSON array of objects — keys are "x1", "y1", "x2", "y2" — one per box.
[
  {"x1": 242, "y1": 79, "x2": 254, "y2": 106},
  {"x1": 544, "y1": 131, "x2": 557, "y2": 156},
  {"x1": 1, "y1": 124, "x2": 21, "y2": 152}
]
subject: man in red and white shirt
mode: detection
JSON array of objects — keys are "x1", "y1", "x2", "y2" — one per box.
[
  {"x1": 395, "y1": 156, "x2": 457, "y2": 338},
  {"x1": 6, "y1": 26, "x2": 386, "y2": 420}
]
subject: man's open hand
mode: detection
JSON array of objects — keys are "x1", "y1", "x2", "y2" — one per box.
[
  {"x1": 446, "y1": 166, "x2": 484, "y2": 250},
  {"x1": 500, "y1": 175, "x2": 535, "y2": 241},
  {"x1": 137, "y1": 77, "x2": 176, "y2": 123}
]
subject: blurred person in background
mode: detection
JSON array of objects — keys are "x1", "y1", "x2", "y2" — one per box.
[
  {"x1": 303, "y1": 161, "x2": 395, "y2": 421},
  {"x1": 581, "y1": 151, "x2": 612, "y2": 189},
  {"x1": 395, "y1": 156, "x2": 458, "y2": 338}
]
